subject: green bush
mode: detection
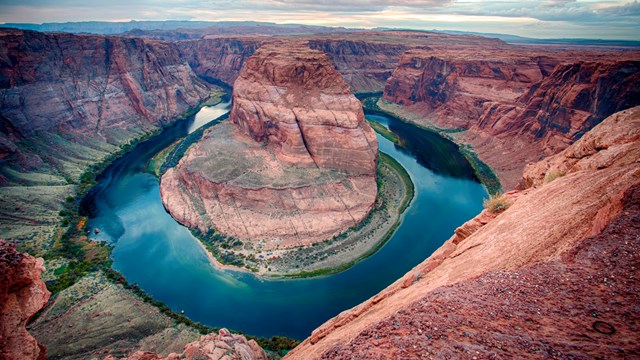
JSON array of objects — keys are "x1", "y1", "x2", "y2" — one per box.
[{"x1": 483, "y1": 193, "x2": 511, "y2": 213}]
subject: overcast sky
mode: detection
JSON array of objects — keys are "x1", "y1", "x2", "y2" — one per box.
[{"x1": 1, "y1": 0, "x2": 639, "y2": 40}]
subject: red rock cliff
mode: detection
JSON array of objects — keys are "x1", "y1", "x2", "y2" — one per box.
[
  {"x1": 0, "y1": 240, "x2": 50, "y2": 360},
  {"x1": 383, "y1": 47, "x2": 640, "y2": 189},
  {"x1": 161, "y1": 42, "x2": 378, "y2": 249},
  {"x1": 230, "y1": 42, "x2": 378, "y2": 174},
  {"x1": 286, "y1": 106, "x2": 640, "y2": 359},
  {"x1": 0, "y1": 29, "x2": 210, "y2": 175}
]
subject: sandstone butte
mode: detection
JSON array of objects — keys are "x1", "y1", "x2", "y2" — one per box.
[
  {"x1": 382, "y1": 47, "x2": 640, "y2": 189},
  {"x1": 0, "y1": 240, "x2": 50, "y2": 360},
  {"x1": 161, "y1": 42, "x2": 378, "y2": 249},
  {"x1": 285, "y1": 106, "x2": 640, "y2": 359}
]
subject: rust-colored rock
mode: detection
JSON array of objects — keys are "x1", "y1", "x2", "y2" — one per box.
[
  {"x1": 230, "y1": 42, "x2": 378, "y2": 174},
  {"x1": 0, "y1": 29, "x2": 210, "y2": 173},
  {"x1": 383, "y1": 46, "x2": 640, "y2": 189},
  {"x1": 285, "y1": 107, "x2": 640, "y2": 359},
  {"x1": 161, "y1": 42, "x2": 378, "y2": 248},
  {"x1": 0, "y1": 240, "x2": 50, "y2": 360},
  {"x1": 100, "y1": 328, "x2": 267, "y2": 360}
]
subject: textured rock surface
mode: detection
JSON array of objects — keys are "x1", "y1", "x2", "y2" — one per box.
[
  {"x1": 0, "y1": 29, "x2": 210, "y2": 177},
  {"x1": 162, "y1": 43, "x2": 378, "y2": 248},
  {"x1": 100, "y1": 328, "x2": 267, "y2": 360},
  {"x1": 285, "y1": 107, "x2": 640, "y2": 359},
  {"x1": 383, "y1": 47, "x2": 640, "y2": 189},
  {"x1": 230, "y1": 42, "x2": 378, "y2": 174},
  {"x1": 0, "y1": 240, "x2": 50, "y2": 360},
  {"x1": 177, "y1": 37, "x2": 261, "y2": 86}
]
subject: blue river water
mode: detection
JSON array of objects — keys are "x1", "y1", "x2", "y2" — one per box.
[{"x1": 83, "y1": 103, "x2": 487, "y2": 339}]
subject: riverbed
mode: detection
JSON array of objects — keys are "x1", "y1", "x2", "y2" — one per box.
[{"x1": 82, "y1": 102, "x2": 487, "y2": 339}]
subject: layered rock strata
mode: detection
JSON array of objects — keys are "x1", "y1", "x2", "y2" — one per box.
[
  {"x1": 101, "y1": 328, "x2": 267, "y2": 360},
  {"x1": 0, "y1": 29, "x2": 210, "y2": 177},
  {"x1": 286, "y1": 106, "x2": 640, "y2": 359},
  {"x1": 383, "y1": 47, "x2": 640, "y2": 189},
  {"x1": 161, "y1": 42, "x2": 378, "y2": 249},
  {"x1": 0, "y1": 240, "x2": 50, "y2": 360}
]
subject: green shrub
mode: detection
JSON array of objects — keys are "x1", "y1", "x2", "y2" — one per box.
[
  {"x1": 544, "y1": 171, "x2": 565, "y2": 183},
  {"x1": 483, "y1": 193, "x2": 511, "y2": 213}
]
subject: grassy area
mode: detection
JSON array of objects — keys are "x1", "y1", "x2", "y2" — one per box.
[
  {"x1": 367, "y1": 118, "x2": 399, "y2": 144},
  {"x1": 147, "y1": 140, "x2": 180, "y2": 176}
]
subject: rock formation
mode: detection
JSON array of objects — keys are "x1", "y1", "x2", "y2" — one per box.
[
  {"x1": 382, "y1": 47, "x2": 640, "y2": 189},
  {"x1": 177, "y1": 37, "x2": 261, "y2": 86},
  {"x1": 0, "y1": 29, "x2": 210, "y2": 177},
  {"x1": 0, "y1": 240, "x2": 50, "y2": 360},
  {"x1": 285, "y1": 106, "x2": 640, "y2": 359},
  {"x1": 161, "y1": 42, "x2": 378, "y2": 249},
  {"x1": 101, "y1": 328, "x2": 267, "y2": 360}
]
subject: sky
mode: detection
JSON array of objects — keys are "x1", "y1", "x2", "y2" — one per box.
[{"x1": 0, "y1": 0, "x2": 639, "y2": 40}]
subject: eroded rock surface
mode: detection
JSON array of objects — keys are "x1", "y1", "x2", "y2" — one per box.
[
  {"x1": 382, "y1": 47, "x2": 640, "y2": 189},
  {"x1": 285, "y1": 107, "x2": 640, "y2": 359},
  {"x1": 161, "y1": 42, "x2": 378, "y2": 249},
  {"x1": 0, "y1": 240, "x2": 50, "y2": 360},
  {"x1": 101, "y1": 329, "x2": 267, "y2": 360}
]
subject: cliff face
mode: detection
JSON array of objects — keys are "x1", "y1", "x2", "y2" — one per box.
[
  {"x1": 0, "y1": 240, "x2": 50, "y2": 360},
  {"x1": 177, "y1": 37, "x2": 261, "y2": 86},
  {"x1": 382, "y1": 48, "x2": 640, "y2": 189},
  {"x1": 384, "y1": 49, "x2": 557, "y2": 129},
  {"x1": 0, "y1": 29, "x2": 210, "y2": 177},
  {"x1": 161, "y1": 42, "x2": 378, "y2": 249},
  {"x1": 286, "y1": 106, "x2": 640, "y2": 359},
  {"x1": 308, "y1": 39, "x2": 409, "y2": 93},
  {"x1": 229, "y1": 42, "x2": 378, "y2": 174}
]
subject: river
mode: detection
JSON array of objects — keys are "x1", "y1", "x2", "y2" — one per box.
[{"x1": 82, "y1": 102, "x2": 487, "y2": 339}]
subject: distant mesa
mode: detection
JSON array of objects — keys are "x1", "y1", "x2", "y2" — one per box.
[{"x1": 161, "y1": 42, "x2": 379, "y2": 249}]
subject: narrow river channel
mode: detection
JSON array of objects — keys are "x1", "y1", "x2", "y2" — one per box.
[{"x1": 82, "y1": 102, "x2": 487, "y2": 339}]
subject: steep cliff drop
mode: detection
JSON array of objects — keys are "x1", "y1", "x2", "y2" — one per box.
[
  {"x1": 161, "y1": 42, "x2": 378, "y2": 252},
  {"x1": 0, "y1": 240, "x2": 50, "y2": 360},
  {"x1": 382, "y1": 48, "x2": 640, "y2": 189},
  {"x1": 286, "y1": 106, "x2": 640, "y2": 359}
]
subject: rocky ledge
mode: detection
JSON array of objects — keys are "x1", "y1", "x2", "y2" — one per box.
[
  {"x1": 0, "y1": 240, "x2": 50, "y2": 360},
  {"x1": 161, "y1": 42, "x2": 378, "y2": 250},
  {"x1": 286, "y1": 106, "x2": 640, "y2": 358}
]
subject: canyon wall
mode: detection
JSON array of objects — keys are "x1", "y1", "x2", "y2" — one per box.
[
  {"x1": 0, "y1": 29, "x2": 211, "y2": 181},
  {"x1": 286, "y1": 106, "x2": 640, "y2": 359},
  {"x1": 0, "y1": 240, "x2": 50, "y2": 360},
  {"x1": 382, "y1": 47, "x2": 640, "y2": 189},
  {"x1": 161, "y1": 42, "x2": 378, "y2": 249},
  {"x1": 308, "y1": 39, "x2": 409, "y2": 93},
  {"x1": 177, "y1": 37, "x2": 261, "y2": 86}
]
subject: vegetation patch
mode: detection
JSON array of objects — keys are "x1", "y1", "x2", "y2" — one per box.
[
  {"x1": 483, "y1": 193, "x2": 511, "y2": 213},
  {"x1": 544, "y1": 171, "x2": 565, "y2": 183},
  {"x1": 367, "y1": 118, "x2": 399, "y2": 144}
]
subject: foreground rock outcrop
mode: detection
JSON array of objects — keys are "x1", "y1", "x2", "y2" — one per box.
[
  {"x1": 161, "y1": 42, "x2": 378, "y2": 249},
  {"x1": 383, "y1": 47, "x2": 640, "y2": 189},
  {"x1": 0, "y1": 240, "x2": 50, "y2": 360},
  {"x1": 286, "y1": 106, "x2": 640, "y2": 359},
  {"x1": 102, "y1": 328, "x2": 267, "y2": 360}
]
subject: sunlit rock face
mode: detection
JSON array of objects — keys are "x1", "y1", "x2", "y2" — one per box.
[{"x1": 161, "y1": 42, "x2": 378, "y2": 249}]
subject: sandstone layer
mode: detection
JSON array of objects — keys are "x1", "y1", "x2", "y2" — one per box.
[
  {"x1": 0, "y1": 29, "x2": 210, "y2": 175},
  {"x1": 161, "y1": 42, "x2": 378, "y2": 249},
  {"x1": 383, "y1": 47, "x2": 640, "y2": 189},
  {"x1": 101, "y1": 328, "x2": 267, "y2": 360},
  {"x1": 0, "y1": 240, "x2": 50, "y2": 360},
  {"x1": 286, "y1": 106, "x2": 640, "y2": 359}
]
